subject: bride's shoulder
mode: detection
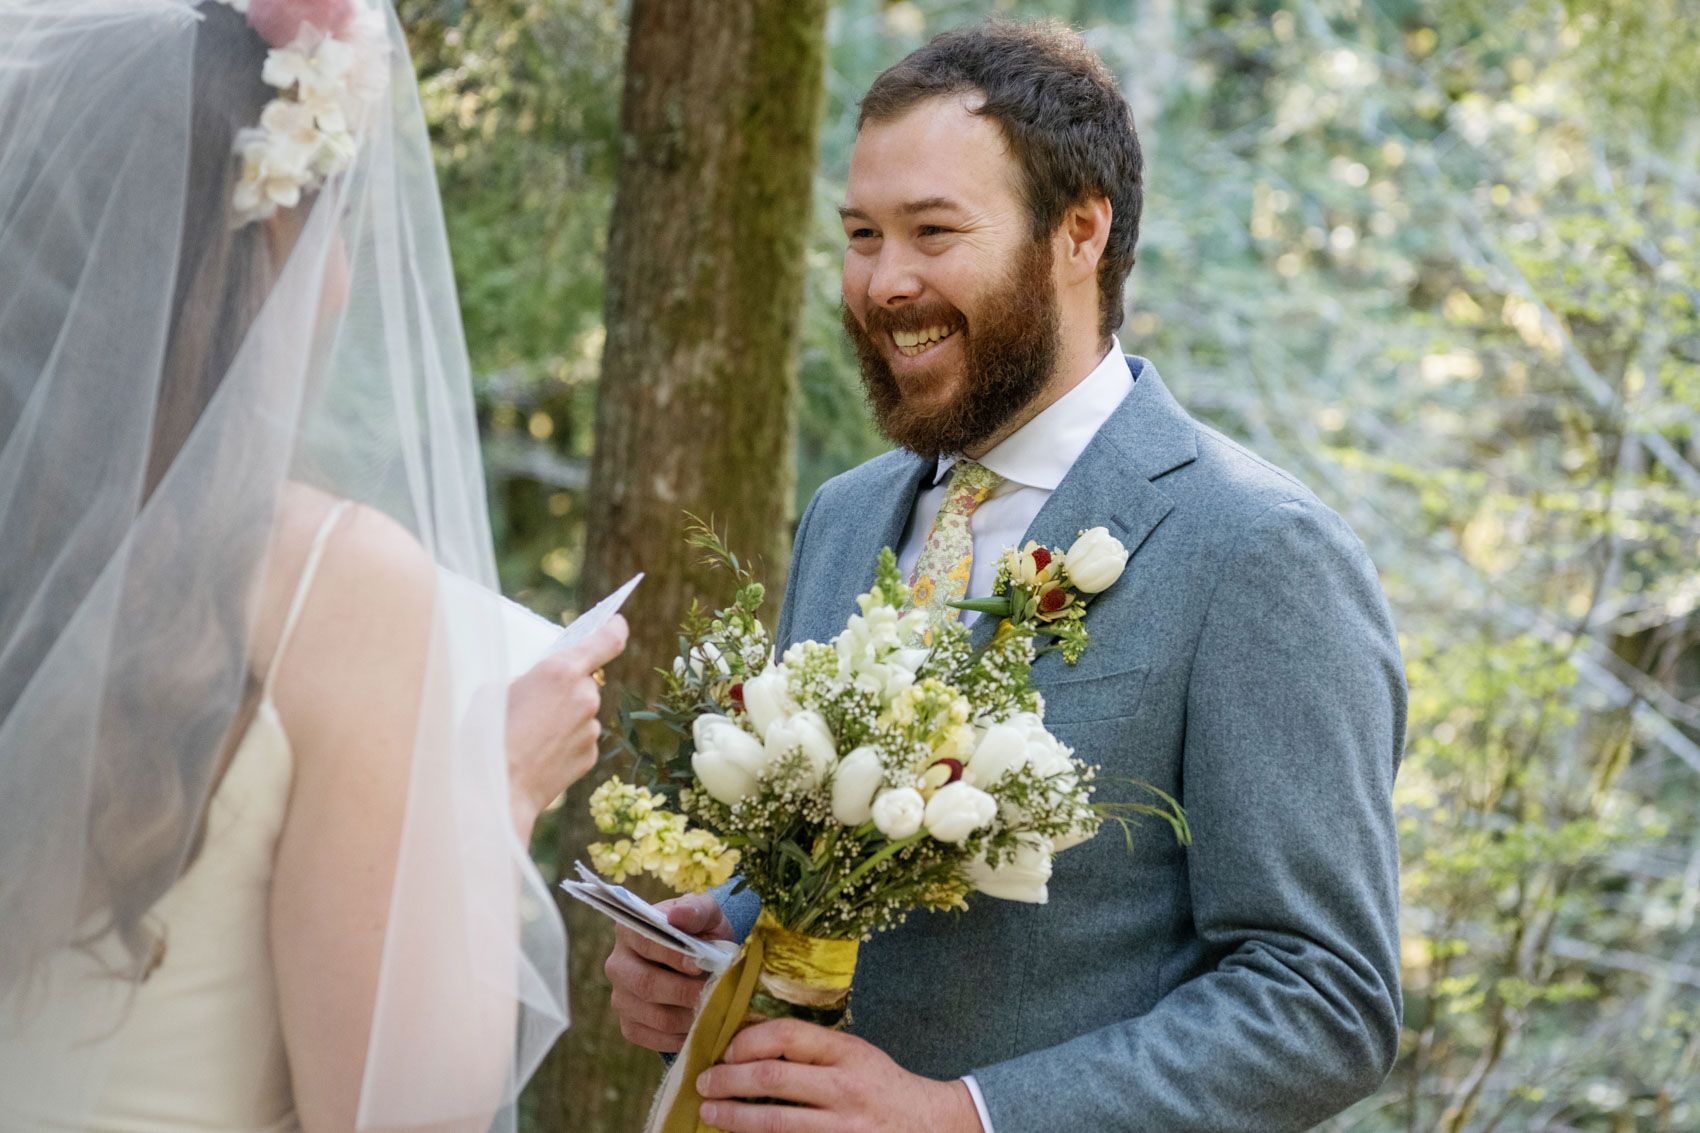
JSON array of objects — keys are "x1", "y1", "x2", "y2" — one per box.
[
  {"x1": 258, "y1": 486, "x2": 438, "y2": 709},
  {"x1": 269, "y1": 484, "x2": 435, "y2": 598}
]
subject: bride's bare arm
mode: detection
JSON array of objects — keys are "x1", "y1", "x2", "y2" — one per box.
[
  {"x1": 266, "y1": 504, "x2": 624, "y2": 1131},
  {"x1": 268, "y1": 505, "x2": 436, "y2": 1131}
]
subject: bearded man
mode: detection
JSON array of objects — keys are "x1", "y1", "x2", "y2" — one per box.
[{"x1": 605, "y1": 19, "x2": 1406, "y2": 1133}]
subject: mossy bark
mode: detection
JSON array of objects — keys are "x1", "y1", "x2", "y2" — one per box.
[{"x1": 528, "y1": 2, "x2": 827, "y2": 1130}]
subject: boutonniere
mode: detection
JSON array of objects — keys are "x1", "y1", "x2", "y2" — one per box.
[{"x1": 951, "y1": 526, "x2": 1130, "y2": 664}]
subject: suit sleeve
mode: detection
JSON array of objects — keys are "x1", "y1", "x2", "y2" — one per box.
[
  {"x1": 712, "y1": 489, "x2": 824, "y2": 944},
  {"x1": 973, "y1": 497, "x2": 1407, "y2": 1132}
]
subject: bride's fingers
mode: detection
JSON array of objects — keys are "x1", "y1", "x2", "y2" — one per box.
[{"x1": 564, "y1": 616, "x2": 629, "y2": 678}]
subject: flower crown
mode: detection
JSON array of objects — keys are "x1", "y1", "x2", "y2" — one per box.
[{"x1": 211, "y1": 0, "x2": 390, "y2": 228}]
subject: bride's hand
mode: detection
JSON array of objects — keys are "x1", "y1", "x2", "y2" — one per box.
[{"x1": 506, "y1": 615, "x2": 630, "y2": 839}]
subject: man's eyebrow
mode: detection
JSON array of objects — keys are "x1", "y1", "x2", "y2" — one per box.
[{"x1": 836, "y1": 197, "x2": 967, "y2": 222}]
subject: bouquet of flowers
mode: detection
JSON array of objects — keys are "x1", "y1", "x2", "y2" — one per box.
[{"x1": 591, "y1": 522, "x2": 1186, "y2": 1130}]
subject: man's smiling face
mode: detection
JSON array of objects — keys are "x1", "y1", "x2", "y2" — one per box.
[{"x1": 839, "y1": 95, "x2": 1061, "y2": 458}]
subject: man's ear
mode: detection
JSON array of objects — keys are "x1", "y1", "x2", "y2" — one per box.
[{"x1": 1057, "y1": 194, "x2": 1112, "y2": 286}]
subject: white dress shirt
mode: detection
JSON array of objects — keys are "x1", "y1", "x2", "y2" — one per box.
[
  {"x1": 897, "y1": 339, "x2": 1136, "y2": 614},
  {"x1": 894, "y1": 339, "x2": 1134, "y2": 1132}
]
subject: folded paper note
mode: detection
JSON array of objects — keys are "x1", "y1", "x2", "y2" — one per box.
[{"x1": 561, "y1": 861, "x2": 738, "y2": 973}]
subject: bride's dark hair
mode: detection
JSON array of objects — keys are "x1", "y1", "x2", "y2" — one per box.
[
  {"x1": 87, "y1": 1, "x2": 288, "y2": 981},
  {"x1": 0, "y1": 3, "x2": 286, "y2": 991}
]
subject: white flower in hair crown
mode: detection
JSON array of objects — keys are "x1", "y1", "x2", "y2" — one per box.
[{"x1": 211, "y1": 0, "x2": 390, "y2": 227}]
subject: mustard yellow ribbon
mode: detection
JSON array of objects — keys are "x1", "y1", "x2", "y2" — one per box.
[{"x1": 659, "y1": 912, "x2": 860, "y2": 1133}]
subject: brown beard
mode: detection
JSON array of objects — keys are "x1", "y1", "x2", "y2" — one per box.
[{"x1": 843, "y1": 236, "x2": 1061, "y2": 459}]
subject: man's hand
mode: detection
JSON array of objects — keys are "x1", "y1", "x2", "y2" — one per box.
[
  {"x1": 695, "y1": 1019, "x2": 982, "y2": 1133},
  {"x1": 605, "y1": 892, "x2": 732, "y2": 1052}
]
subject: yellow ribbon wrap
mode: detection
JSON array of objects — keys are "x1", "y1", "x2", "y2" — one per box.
[{"x1": 659, "y1": 912, "x2": 860, "y2": 1133}]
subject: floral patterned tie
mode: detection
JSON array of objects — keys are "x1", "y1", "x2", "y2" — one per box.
[{"x1": 908, "y1": 459, "x2": 1004, "y2": 624}]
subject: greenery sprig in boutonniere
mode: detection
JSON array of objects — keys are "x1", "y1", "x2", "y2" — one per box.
[{"x1": 951, "y1": 526, "x2": 1130, "y2": 664}]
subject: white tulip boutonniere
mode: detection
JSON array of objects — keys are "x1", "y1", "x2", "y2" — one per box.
[{"x1": 951, "y1": 526, "x2": 1131, "y2": 663}]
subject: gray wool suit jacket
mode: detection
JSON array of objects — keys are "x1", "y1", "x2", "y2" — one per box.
[{"x1": 718, "y1": 357, "x2": 1406, "y2": 1132}]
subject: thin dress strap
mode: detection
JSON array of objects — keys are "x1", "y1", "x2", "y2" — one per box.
[{"x1": 263, "y1": 500, "x2": 353, "y2": 698}]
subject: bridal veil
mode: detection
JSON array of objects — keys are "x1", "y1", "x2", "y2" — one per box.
[{"x1": 0, "y1": 1, "x2": 568, "y2": 1127}]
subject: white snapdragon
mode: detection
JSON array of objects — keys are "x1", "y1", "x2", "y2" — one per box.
[
  {"x1": 922, "y1": 781, "x2": 998, "y2": 844},
  {"x1": 1064, "y1": 527, "x2": 1129, "y2": 593},
  {"x1": 690, "y1": 715, "x2": 768, "y2": 806},
  {"x1": 966, "y1": 834, "x2": 1055, "y2": 903},
  {"x1": 870, "y1": 787, "x2": 926, "y2": 839},
  {"x1": 830, "y1": 746, "x2": 885, "y2": 826}
]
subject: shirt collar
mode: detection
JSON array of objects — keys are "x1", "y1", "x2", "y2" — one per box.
[{"x1": 931, "y1": 338, "x2": 1135, "y2": 490}]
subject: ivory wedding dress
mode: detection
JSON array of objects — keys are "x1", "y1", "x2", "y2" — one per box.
[{"x1": 8, "y1": 506, "x2": 348, "y2": 1133}]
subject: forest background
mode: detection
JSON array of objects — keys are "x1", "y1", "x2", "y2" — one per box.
[{"x1": 395, "y1": 1, "x2": 1700, "y2": 1129}]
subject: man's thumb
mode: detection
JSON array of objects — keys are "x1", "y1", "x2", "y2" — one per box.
[{"x1": 665, "y1": 893, "x2": 719, "y2": 934}]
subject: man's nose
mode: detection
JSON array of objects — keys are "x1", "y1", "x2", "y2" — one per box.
[{"x1": 867, "y1": 244, "x2": 922, "y2": 308}]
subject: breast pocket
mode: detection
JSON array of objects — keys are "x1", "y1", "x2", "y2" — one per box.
[{"x1": 1038, "y1": 663, "x2": 1150, "y2": 726}]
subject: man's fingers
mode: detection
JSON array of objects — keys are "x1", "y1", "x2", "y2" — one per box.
[
  {"x1": 605, "y1": 942, "x2": 708, "y2": 1007},
  {"x1": 618, "y1": 1016, "x2": 687, "y2": 1055},
  {"x1": 696, "y1": 1060, "x2": 837, "y2": 1107},
  {"x1": 614, "y1": 922, "x2": 706, "y2": 976},
  {"x1": 696, "y1": 1097, "x2": 836, "y2": 1133},
  {"x1": 609, "y1": 988, "x2": 696, "y2": 1037},
  {"x1": 720, "y1": 1019, "x2": 846, "y2": 1068},
  {"x1": 663, "y1": 893, "x2": 733, "y2": 941}
]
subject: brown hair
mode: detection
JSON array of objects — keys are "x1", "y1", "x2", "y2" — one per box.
[
  {"x1": 90, "y1": 1, "x2": 282, "y2": 980},
  {"x1": 858, "y1": 18, "x2": 1143, "y2": 341}
]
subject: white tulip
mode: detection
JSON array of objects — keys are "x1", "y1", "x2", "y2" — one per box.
[
  {"x1": 1010, "y1": 713, "x2": 1076, "y2": 780},
  {"x1": 764, "y1": 709, "x2": 837, "y2": 789},
  {"x1": 922, "y1": 781, "x2": 998, "y2": 844},
  {"x1": 870, "y1": 787, "x2": 926, "y2": 839},
  {"x1": 1051, "y1": 822, "x2": 1097, "y2": 852},
  {"x1": 1064, "y1": 527, "x2": 1129, "y2": 593},
  {"x1": 830, "y1": 746, "x2": 886, "y2": 826},
  {"x1": 963, "y1": 722, "x2": 1030, "y2": 789},
  {"x1": 690, "y1": 715, "x2": 769, "y2": 805},
  {"x1": 740, "y1": 666, "x2": 793, "y2": 740},
  {"x1": 966, "y1": 834, "x2": 1055, "y2": 903}
]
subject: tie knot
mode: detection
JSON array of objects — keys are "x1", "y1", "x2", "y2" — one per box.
[{"x1": 940, "y1": 459, "x2": 1002, "y2": 516}]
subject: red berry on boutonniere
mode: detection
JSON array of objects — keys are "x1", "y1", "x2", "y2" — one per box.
[{"x1": 1036, "y1": 582, "x2": 1074, "y2": 620}]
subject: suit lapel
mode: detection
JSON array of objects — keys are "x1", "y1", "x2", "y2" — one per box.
[{"x1": 967, "y1": 357, "x2": 1198, "y2": 654}]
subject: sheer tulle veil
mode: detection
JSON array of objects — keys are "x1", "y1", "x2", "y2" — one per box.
[{"x1": 0, "y1": 1, "x2": 567, "y2": 1127}]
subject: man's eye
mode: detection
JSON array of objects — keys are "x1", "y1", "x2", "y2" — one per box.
[
  {"x1": 849, "y1": 228, "x2": 877, "y2": 240},
  {"x1": 918, "y1": 226, "x2": 952, "y2": 237}
]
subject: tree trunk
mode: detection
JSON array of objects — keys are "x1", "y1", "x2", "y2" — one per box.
[{"x1": 528, "y1": 1, "x2": 827, "y2": 1130}]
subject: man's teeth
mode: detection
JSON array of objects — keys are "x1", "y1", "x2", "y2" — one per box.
[{"x1": 893, "y1": 325, "x2": 957, "y2": 356}]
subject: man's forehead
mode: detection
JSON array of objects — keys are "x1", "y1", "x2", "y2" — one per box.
[
  {"x1": 842, "y1": 103, "x2": 1017, "y2": 216},
  {"x1": 836, "y1": 197, "x2": 969, "y2": 222}
]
